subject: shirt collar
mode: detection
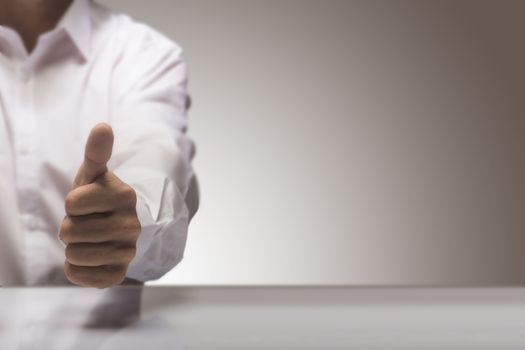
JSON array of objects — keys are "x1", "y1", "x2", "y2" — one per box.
[{"x1": 56, "y1": 0, "x2": 92, "y2": 60}]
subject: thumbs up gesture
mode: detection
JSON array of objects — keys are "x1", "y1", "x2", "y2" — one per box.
[{"x1": 59, "y1": 123, "x2": 141, "y2": 288}]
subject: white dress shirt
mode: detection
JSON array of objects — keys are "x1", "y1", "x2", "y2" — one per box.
[{"x1": 0, "y1": 0, "x2": 197, "y2": 285}]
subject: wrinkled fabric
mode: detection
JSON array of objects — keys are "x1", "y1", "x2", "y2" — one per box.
[{"x1": 0, "y1": 0, "x2": 196, "y2": 285}]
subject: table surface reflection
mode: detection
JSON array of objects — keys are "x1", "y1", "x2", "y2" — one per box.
[{"x1": 1, "y1": 286, "x2": 525, "y2": 349}]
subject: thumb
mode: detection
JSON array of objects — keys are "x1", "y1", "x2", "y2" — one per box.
[{"x1": 73, "y1": 123, "x2": 114, "y2": 189}]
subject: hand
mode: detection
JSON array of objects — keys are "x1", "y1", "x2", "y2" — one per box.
[{"x1": 59, "y1": 123, "x2": 141, "y2": 288}]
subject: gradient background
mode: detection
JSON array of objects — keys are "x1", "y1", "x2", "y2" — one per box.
[{"x1": 100, "y1": 0, "x2": 525, "y2": 286}]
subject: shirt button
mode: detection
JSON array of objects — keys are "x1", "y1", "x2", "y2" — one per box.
[
  {"x1": 20, "y1": 68, "x2": 31, "y2": 82},
  {"x1": 17, "y1": 143, "x2": 30, "y2": 155},
  {"x1": 22, "y1": 214, "x2": 38, "y2": 230},
  {"x1": 28, "y1": 218, "x2": 38, "y2": 230}
]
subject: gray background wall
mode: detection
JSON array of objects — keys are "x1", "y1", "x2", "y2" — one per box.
[{"x1": 100, "y1": 0, "x2": 525, "y2": 285}]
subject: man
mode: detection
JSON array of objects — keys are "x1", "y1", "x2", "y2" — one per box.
[{"x1": 0, "y1": 0, "x2": 198, "y2": 288}]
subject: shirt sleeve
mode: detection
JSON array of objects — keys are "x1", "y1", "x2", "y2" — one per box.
[{"x1": 106, "y1": 25, "x2": 198, "y2": 282}]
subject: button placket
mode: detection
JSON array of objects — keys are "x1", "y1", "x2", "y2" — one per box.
[
  {"x1": 14, "y1": 62, "x2": 42, "y2": 285},
  {"x1": 14, "y1": 63, "x2": 38, "y2": 190},
  {"x1": 20, "y1": 66, "x2": 31, "y2": 83}
]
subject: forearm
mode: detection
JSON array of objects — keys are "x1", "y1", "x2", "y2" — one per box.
[{"x1": 110, "y1": 126, "x2": 197, "y2": 282}]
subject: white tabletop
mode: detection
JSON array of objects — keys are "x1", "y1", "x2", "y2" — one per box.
[{"x1": 1, "y1": 286, "x2": 525, "y2": 349}]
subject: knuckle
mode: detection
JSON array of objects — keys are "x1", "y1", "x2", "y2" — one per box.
[
  {"x1": 111, "y1": 244, "x2": 135, "y2": 264},
  {"x1": 59, "y1": 218, "x2": 73, "y2": 243},
  {"x1": 113, "y1": 268, "x2": 127, "y2": 285},
  {"x1": 118, "y1": 185, "x2": 136, "y2": 205},
  {"x1": 64, "y1": 261, "x2": 80, "y2": 284},
  {"x1": 133, "y1": 216, "x2": 141, "y2": 230},
  {"x1": 102, "y1": 265, "x2": 126, "y2": 287},
  {"x1": 116, "y1": 217, "x2": 140, "y2": 238},
  {"x1": 65, "y1": 245, "x2": 74, "y2": 262},
  {"x1": 129, "y1": 246, "x2": 137, "y2": 262},
  {"x1": 65, "y1": 245, "x2": 80, "y2": 265},
  {"x1": 128, "y1": 217, "x2": 141, "y2": 235},
  {"x1": 128, "y1": 187, "x2": 137, "y2": 206},
  {"x1": 64, "y1": 193, "x2": 78, "y2": 216},
  {"x1": 122, "y1": 245, "x2": 137, "y2": 263}
]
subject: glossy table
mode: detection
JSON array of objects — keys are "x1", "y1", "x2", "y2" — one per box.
[{"x1": 1, "y1": 286, "x2": 525, "y2": 349}]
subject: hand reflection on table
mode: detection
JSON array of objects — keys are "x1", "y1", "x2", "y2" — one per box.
[{"x1": 0, "y1": 286, "x2": 184, "y2": 350}]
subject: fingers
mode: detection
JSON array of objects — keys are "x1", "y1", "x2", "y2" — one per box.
[
  {"x1": 60, "y1": 213, "x2": 141, "y2": 244},
  {"x1": 64, "y1": 261, "x2": 127, "y2": 289},
  {"x1": 65, "y1": 242, "x2": 136, "y2": 267},
  {"x1": 65, "y1": 182, "x2": 116, "y2": 216},
  {"x1": 64, "y1": 123, "x2": 140, "y2": 289},
  {"x1": 73, "y1": 123, "x2": 114, "y2": 189},
  {"x1": 65, "y1": 173, "x2": 136, "y2": 216}
]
